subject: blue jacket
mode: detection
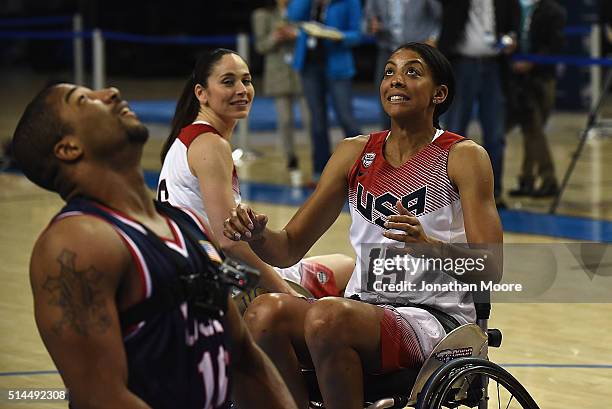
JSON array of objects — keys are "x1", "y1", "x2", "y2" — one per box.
[{"x1": 287, "y1": 0, "x2": 362, "y2": 80}]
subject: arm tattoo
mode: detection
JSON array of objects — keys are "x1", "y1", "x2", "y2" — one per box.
[{"x1": 42, "y1": 249, "x2": 112, "y2": 337}]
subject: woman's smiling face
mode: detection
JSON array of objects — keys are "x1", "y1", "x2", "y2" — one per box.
[{"x1": 198, "y1": 53, "x2": 255, "y2": 120}]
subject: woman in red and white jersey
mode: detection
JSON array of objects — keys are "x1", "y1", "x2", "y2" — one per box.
[
  {"x1": 223, "y1": 43, "x2": 503, "y2": 409},
  {"x1": 157, "y1": 48, "x2": 354, "y2": 299}
]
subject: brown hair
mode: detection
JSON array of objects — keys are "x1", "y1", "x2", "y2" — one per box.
[{"x1": 160, "y1": 48, "x2": 243, "y2": 163}]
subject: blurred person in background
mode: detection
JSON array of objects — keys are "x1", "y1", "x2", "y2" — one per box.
[
  {"x1": 364, "y1": 0, "x2": 442, "y2": 130},
  {"x1": 252, "y1": 0, "x2": 310, "y2": 186},
  {"x1": 603, "y1": 0, "x2": 612, "y2": 53},
  {"x1": 437, "y1": 0, "x2": 520, "y2": 209},
  {"x1": 286, "y1": 0, "x2": 362, "y2": 185},
  {"x1": 506, "y1": 0, "x2": 566, "y2": 198}
]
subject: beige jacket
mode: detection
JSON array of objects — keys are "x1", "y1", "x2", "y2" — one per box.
[{"x1": 251, "y1": 7, "x2": 303, "y2": 97}]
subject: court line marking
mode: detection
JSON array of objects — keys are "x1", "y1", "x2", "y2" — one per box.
[
  {"x1": 500, "y1": 363, "x2": 612, "y2": 369},
  {"x1": 147, "y1": 172, "x2": 612, "y2": 242},
  {"x1": 0, "y1": 370, "x2": 58, "y2": 377},
  {"x1": 2, "y1": 168, "x2": 611, "y2": 241},
  {"x1": 2, "y1": 363, "x2": 612, "y2": 377}
]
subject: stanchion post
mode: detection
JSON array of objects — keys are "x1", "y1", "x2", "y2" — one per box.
[
  {"x1": 236, "y1": 32, "x2": 250, "y2": 150},
  {"x1": 92, "y1": 28, "x2": 105, "y2": 89},
  {"x1": 72, "y1": 14, "x2": 84, "y2": 85},
  {"x1": 590, "y1": 23, "x2": 602, "y2": 111}
]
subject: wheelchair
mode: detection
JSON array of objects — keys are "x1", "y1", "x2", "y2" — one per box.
[
  {"x1": 305, "y1": 301, "x2": 539, "y2": 409},
  {"x1": 233, "y1": 285, "x2": 539, "y2": 409}
]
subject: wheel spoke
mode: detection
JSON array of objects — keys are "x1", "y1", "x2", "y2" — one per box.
[
  {"x1": 417, "y1": 358, "x2": 538, "y2": 409},
  {"x1": 505, "y1": 394, "x2": 515, "y2": 409}
]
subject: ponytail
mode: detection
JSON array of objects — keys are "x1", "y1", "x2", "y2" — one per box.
[
  {"x1": 160, "y1": 75, "x2": 199, "y2": 163},
  {"x1": 160, "y1": 48, "x2": 241, "y2": 163}
]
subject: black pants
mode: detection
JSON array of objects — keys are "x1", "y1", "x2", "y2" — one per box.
[{"x1": 506, "y1": 74, "x2": 557, "y2": 184}]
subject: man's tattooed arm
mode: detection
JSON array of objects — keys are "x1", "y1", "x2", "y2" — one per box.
[
  {"x1": 39, "y1": 249, "x2": 112, "y2": 337},
  {"x1": 29, "y1": 217, "x2": 151, "y2": 408}
]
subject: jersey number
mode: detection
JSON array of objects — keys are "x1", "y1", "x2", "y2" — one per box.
[
  {"x1": 366, "y1": 247, "x2": 408, "y2": 292},
  {"x1": 158, "y1": 179, "x2": 169, "y2": 202},
  {"x1": 198, "y1": 345, "x2": 229, "y2": 409}
]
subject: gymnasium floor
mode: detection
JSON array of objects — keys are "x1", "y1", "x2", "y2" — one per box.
[{"x1": 0, "y1": 72, "x2": 611, "y2": 408}]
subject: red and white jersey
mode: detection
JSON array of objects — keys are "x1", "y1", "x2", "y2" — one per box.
[
  {"x1": 158, "y1": 121, "x2": 241, "y2": 225},
  {"x1": 344, "y1": 129, "x2": 476, "y2": 325}
]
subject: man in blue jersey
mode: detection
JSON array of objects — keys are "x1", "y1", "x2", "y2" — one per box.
[{"x1": 11, "y1": 83, "x2": 298, "y2": 409}]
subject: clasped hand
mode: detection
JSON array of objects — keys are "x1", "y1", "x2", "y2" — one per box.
[{"x1": 223, "y1": 204, "x2": 268, "y2": 242}]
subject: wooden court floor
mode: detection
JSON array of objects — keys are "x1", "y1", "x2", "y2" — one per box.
[
  {"x1": 1, "y1": 75, "x2": 612, "y2": 408},
  {"x1": 1, "y1": 178, "x2": 611, "y2": 408}
]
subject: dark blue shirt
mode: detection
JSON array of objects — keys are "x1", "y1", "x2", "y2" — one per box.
[{"x1": 57, "y1": 197, "x2": 230, "y2": 409}]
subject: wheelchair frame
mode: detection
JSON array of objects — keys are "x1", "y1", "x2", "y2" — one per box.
[
  {"x1": 233, "y1": 284, "x2": 539, "y2": 409},
  {"x1": 308, "y1": 302, "x2": 539, "y2": 409}
]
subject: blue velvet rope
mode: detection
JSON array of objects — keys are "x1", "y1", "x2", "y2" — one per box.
[
  {"x1": 512, "y1": 54, "x2": 612, "y2": 67},
  {"x1": 1, "y1": 26, "x2": 608, "y2": 66},
  {"x1": 102, "y1": 31, "x2": 237, "y2": 45},
  {"x1": 0, "y1": 30, "x2": 91, "y2": 40},
  {"x1": 0, "y1": 15, "x2": 73, "y2": 27},
  {"x1": 0, "y1": 15, "x2": 594, "y2": 37}
]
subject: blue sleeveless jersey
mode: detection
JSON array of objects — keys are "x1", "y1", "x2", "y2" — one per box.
[{"x1": 55, "y1": 197, "x2": 231, "y2": 409}]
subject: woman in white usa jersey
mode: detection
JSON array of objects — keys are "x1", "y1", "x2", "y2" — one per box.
[
  {"x1": 223, "y1": 43, "x2": 503, "y2": 409},
  {"x1": 158, "y1": 49, "x2": 354, "y2": 299}
]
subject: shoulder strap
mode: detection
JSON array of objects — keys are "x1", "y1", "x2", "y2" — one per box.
[{"x1": 178, "y1": 123, "x2": 222, "y2": 148}]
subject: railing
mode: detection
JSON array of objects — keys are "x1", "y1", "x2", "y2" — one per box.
[{"x1": 1, "y1": 16, "x2": 609, "y2": 147}]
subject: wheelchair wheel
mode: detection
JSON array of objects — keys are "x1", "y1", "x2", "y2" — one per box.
[{"x1": 416, "y1": 357, "x2": 539, "y2": 409}]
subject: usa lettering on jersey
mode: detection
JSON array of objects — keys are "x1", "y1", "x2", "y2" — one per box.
[{"x1": 355, "y1": 182, "x2": 427, "y2": 227}]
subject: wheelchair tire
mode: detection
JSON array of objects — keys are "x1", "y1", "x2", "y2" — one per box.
[{"x1": 416, "y1": 357, "x2": 539, "y2": 409}]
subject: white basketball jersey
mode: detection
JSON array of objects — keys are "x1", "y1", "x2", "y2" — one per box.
[
  {"x1": 158, "y1": 121, "x2": 241, "y2": 226},
  {"x1": 344, "y1": 129, "x2": 476, "y2": 325}
]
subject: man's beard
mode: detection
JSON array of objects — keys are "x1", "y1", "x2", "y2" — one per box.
[{"x1": 124, "y1": 122, "x2": 149, "y2": 143}]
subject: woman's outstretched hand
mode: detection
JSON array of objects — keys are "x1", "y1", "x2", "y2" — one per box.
[{"x1": 223, "y1": 203, "x2": 268, "y2": 242}]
